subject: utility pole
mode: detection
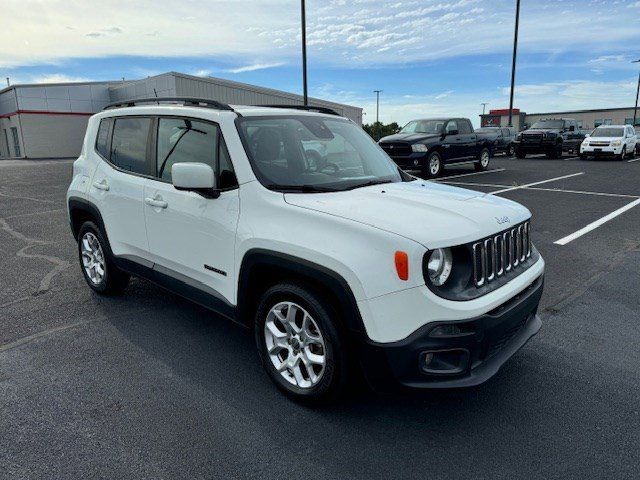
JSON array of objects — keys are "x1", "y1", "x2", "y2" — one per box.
[
  {"x1": 373, "y1": 90, "x2": 382, "y2": 140},
  {"x1": 6, "y1": 77, "x2": 9, "y2": 87},
  {"x1": 633, "y1": 59, "x2": 640, "y2": 126},
  {"x1": 508, "y1": 0, "x2": 521, "y2": 127},
  {"x1": 481, "y1": 102, "x2": 488, "y2": 115},
  {"x1": 301, "y1": 0, "x2": 308, "y2": 106}
]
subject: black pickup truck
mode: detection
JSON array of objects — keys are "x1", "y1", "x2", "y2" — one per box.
[
  {"x1": 378, "y1": 117, "x2": 493, "y2": 177},
  {"x1": 513, "y1": 118, "x2": 585, "y2": 159},
  {"x1": 475, "y1": 126, "x2": 517, "y2": 156}
]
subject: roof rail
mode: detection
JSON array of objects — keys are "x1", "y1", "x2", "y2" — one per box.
[
  {"x1": 104, "y1": 97, "x2": 234, "y2": 111},
  {"x1": 252, "y1": 104, "x2": 341, "y2": 116}
]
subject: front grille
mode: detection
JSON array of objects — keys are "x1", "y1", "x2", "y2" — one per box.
[
  {"x1": 473, "y1": 221, "x2": 531, "y2": 288},
  {"x1": 589, "y1": 141, "x2": 610, "y2": 147},
  {"x1": 522, "y1": 134, "x2": 543, "y2": 144},
  {"x1": 380, "y1": 142, "x2": 411, "y2": 157}
]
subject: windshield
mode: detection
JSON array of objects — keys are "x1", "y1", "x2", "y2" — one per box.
[
  {"x1": 531, "y1": 120, "x2": 565, "y2": 129},
  {"x1": 400, "y1": 120, "x2": 444, "y2": 134},
  {"x1": 236, "y1": 116, "x2": 403, "y2": 192},
  {"x1": 591, "y1": 127, "x2": 624, "y2": 138}
]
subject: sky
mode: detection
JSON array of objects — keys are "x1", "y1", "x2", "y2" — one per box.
[{"x1": 1, "y1": 0, "x2": 639, "y2": 126}]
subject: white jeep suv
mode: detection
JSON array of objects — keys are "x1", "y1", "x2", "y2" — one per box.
[
  {"x1": 67, "y1": 98, "x2": 545, "y2": 403},
  {"x1": 580, "y1": 124, "x2": 637, "y2": 160}
]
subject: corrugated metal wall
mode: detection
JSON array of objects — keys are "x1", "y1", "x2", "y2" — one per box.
[
  {"x1": 108, "y1": 73, "x2": 177, "y2": 102},
  {"x1": 19, "y1": 114, "x2": 90, "y2": 159}
]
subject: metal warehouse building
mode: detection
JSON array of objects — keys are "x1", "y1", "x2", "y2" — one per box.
[{"x1": 0, "y1": 71, "x2": 362, "y2": 159}]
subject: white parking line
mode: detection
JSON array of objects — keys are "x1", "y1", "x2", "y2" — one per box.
[
  {"x1": 554, "y1": 198, "x2": 640, "y2": 246},
  {"x1": 628, "y1": 158, "x2": 640, "y2": 163},
  {"x1": 490, "y1": 172, "x2": 584, "y2": 195},
  {"x1": 441, "y1": 181, "x2": 509, "y2": 188},
  {"x1": 441, "y1": 181, "x2": 640, "y2": 199},
  {"x1": 435, "y1": 168, "x2": 506, "y2": 181}
]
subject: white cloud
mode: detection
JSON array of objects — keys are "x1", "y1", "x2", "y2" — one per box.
[
  {"x1": 12, "y1": 73, "x2": 93, "y2": 84},
  {"x1": 0, "y1": 0, "x2": 638, "y2": 69},
  {"x1": 226, "y1": 62, "x2": 285, "y2": 74}
]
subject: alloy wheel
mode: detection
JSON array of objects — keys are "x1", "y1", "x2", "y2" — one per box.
[
  {"x1": 264, "y1": 301, "x2": 326, "y2": 389},
  {"x1": 429, "y1": 156, "x2": 441, "y2": 175},
  {"x1": 481, "y1": 150, "x2": 490, "y2": 167},
  {"x1": 80, "y1": 232, "x2": 106, "y2": 285}
]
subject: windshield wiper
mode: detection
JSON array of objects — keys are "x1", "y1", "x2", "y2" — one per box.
[
  {"x1": 345, "y1": 179, "x2": 394, "y2": 191},
  {"x1": 266, "y1": 184, "x2": 338, "y2": 193}
]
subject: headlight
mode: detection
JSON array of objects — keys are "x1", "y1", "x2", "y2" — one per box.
[
  {"x1": 611, "y1": 140, "x2": 622, "y2": 147},
  {"x1": 411, "y1": 143, "x2": 428, "y2": 153},
  {"x1": 427, "y1": 248, "x2": 453, "y2": 286},
  {"x1": 582, "y1": 139, "x2": 589, "y2": 146}
]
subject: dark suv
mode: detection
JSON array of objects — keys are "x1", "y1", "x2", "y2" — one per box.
[
  {"x1": 476, "y1": 126, "x2": 517, "y2": 156},
  {"x1": 514, "y1": 118, "x2": 585, "y2": 159}
]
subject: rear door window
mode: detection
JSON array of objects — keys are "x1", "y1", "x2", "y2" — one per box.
[{"x1": 110, "y1": 117, "x2": 152, "y2": 175}]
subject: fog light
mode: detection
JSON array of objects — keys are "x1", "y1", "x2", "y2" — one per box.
[
  {"x1": 420, "y1": 350, "x2": 470, "y2": 375},
  {"x1": 413, "y1": 159, "x2": 419, "y2": 166},
  {"x1": 423, "y1": 352, "x2": 434, "y2": 368}
]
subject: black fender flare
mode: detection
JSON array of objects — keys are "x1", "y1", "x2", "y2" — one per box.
[
  {"x1": 68, "y1": 197, "x2": 108, "y2": 242},
  {"x1": 236, "y1": 248, "x2": 366, "y2": 336}
]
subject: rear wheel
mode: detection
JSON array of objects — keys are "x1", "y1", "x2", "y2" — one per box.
[
  {"x1": 475, "y1": 147, "x2": 491, "y2": 171},
  {"x1": 254, "y1": 283, "x2": 349, "y2": 404},
  {"x1": 77, "y1": 222, "x2": 129, "y2": 295},
  {"x1": 423, "y1": 151, "x2": 443, "y2": 178}
]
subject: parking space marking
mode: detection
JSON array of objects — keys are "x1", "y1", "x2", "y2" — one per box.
[
  {"x1": 627, "y1": 158, "x2": 640, "y2": 163},
  {"x1": 441, "y1": 181, "x2": 509, "y2": 188},
  {"x1": 441, "y1": 181, "x2": 638, "y2": 199},
  {"x1": 554, "y1": 198, "x2": 640, "y2": 246},
  {"x1": 435, "y1": 168, "x2": 506, "y2": 181},
  {"x1": 490, "y1": 172, "x2": 584, "y2": 195}
]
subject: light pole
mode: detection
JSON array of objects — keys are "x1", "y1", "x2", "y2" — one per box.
[
  {"x1": 481, "y1": 102, "x2": 488, "y2": 115},
  {"x1": 633, "y1": 59, "x2": 640, "y2": 127},
  {"x1": 373, "y1": 90, "x2": 382, "y2": 140},
  {"x1": 508, "y1": 0, "x2": 521, "y2": 127},
  {"x1": 301, "y1": 0, "x2": 308, "y2": 106}
]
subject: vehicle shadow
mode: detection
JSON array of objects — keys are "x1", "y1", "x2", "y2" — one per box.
[{"x1": 104, "y1": 278, "x2": 640, "y2": 479}]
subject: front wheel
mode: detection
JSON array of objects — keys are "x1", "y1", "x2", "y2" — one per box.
[
  {"x1": 546, "y1": 143, "x2": 562, "y2": 159},
  {"x1": 423, "y1": 151, "x2": 443, "y2": 178},
  {"x1": 475, "y1": 147, "x2": 491, "y2": 171},
  {"x1": 507, "y1": 144, "x2": 515, "y2": 157},
  {"x1": 254, "y1": 283, "x2": 349, "y2": 404},
  {"x1": 617, "y1": 146, "x2": 626, "y2": 161}
]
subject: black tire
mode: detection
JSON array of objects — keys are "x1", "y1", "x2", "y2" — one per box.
[
  {"x1": 507, "y1": 144, "x2": 515, "y2": 157},
  {"x1": 546, "y1": 143, "x2": 562, "y2": 159},
  {"x1": 422, "y1": 151, "x2": 443, "y2": 178},
  {"x1": 579, "y1": 154, "x2": 588, "y2": 160},
  {"x1": 254, "y1": 283, "x2": 349, "y2": 405},
  {"x1": 475, "y1": 147, "x2": 491, "y2": 171},
  {"x1": 77, "y1": 221, "x2": 129, "y2": 295},
  {"x1": 617, "y1": 146, "x2": 626, "y2": 161},
  {"x1": 515, "y1": 149, "x2": 526, "y2": 159}
]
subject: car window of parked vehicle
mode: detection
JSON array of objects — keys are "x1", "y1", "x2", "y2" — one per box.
[
  {"x1": 400, "y1": 120, "x2": 444, "y2": 134},
  {"x1": 95, "y1": 118, "x2": 112, "y2": 159},
  {"x1": 236, "y1": 115, "x2": 402, "y2": 192},
  {"x1": 458, "y1": 120, "x2": 472, "y2": 134},
  {"x1": 445, "y1": 120, "x2": 458, "y2": 134},
  {"x1": 591, "y1": 127, "x2": 624, "y2": 138},
  {"x1": 531, "y1": 120, "x2": 565, "y2": 129},
  {"x1": 110, "y1": 117, "x2": 152, "y2": 175}
]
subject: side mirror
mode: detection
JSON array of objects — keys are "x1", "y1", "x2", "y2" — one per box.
[
  {"x1": 585, "y1": 133, "x2": 590, "y2": 138},
  {"x1": 172, "y1": 162, "x2": 218, "y2": 197}
]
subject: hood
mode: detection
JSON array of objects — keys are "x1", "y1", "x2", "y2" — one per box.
[
  {"x1": 284, "y1": 181, "x2": 531, "y2": 249},
  {"x1": 379, "y1": 133, "x2": 441, "y2": 144}
]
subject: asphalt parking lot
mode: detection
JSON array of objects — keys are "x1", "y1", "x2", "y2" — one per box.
[{"x1": 1, "y1": 155, "x2": 639, "y2": 479}]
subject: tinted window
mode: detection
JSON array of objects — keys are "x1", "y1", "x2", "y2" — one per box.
[
  {"x1": 400, "y1": 120, "x2": 444, "y2": 134},
  {"x1": 531, "y1": 120, "x2": 564, "y2": 129},
  {"x1": 458, "y1": 120, "x2": 472, "y2": 134},
  {"x1": 111, "y1": 117, "x2": 152, "y2": 174},
  {"x1": 95, "y1": 118, "x2": 111, "y2": 158},
  {"x1": 445, "y1": 120, "x2": 458, "y2": 133},
  {"x1": 218, "y1": 141, "x2": 238, "y2": 190},
  {"x1": 591, "y1": 127, "x2": 624, "y2": 138}
]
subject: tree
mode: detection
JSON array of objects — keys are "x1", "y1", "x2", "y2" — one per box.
[{"x1": 363, "y1": 121, "x2": 400, "y2": 141}]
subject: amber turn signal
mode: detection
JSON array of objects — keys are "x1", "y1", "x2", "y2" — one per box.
[{"x1": 395, "y1": 251, "x2": 409, "y2": 281}]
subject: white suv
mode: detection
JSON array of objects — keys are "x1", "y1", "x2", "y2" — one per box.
[
  {"x1": 67, "y1": 98, "x2": 545, "y2": 403},
  {"x1": 580, "y1": 124, "x2": 637, "y2": 160}
]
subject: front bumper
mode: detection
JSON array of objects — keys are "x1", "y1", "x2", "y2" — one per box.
[
  {"x1": 514, "y1": 140, "x2": 555, "y2": 153},
  {"x1": 387, "y1": 152, "x2": 428, "y2": 169},
  {"x1": 581, "y1": 146, "x2": 622, "y2": 157},
  {"x1": 356, "y1": 274, "x2": 544, "y2": 392}
]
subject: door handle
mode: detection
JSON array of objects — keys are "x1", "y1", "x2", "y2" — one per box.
[
  {"x1": 145, "y1": 196, "x2": 168, "y2": 209},
  {"x1": 93, "y1": 179, "x2": 109, "y2": 191}
]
